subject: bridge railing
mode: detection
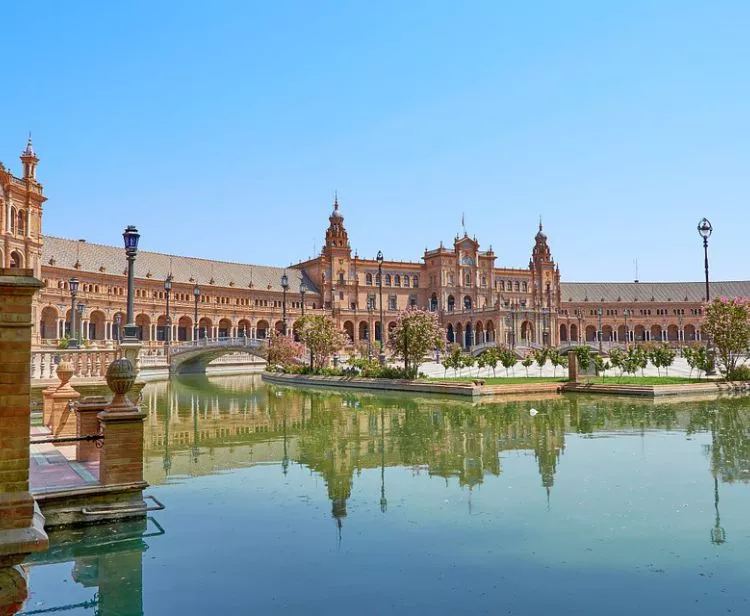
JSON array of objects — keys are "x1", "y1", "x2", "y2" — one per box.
[{"x1": 169, "y1": 336, "x2": 266, "y2": 353}]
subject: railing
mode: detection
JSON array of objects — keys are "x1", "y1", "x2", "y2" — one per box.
[
  {"x1": 31, "y1": 349, "x2": 118, "y2": 380},
  {"x1": 169, "y1": 336, "x2": 265, "y2": 352}
]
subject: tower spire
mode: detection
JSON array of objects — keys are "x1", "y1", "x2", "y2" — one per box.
[
  {"x1": 333, "y1": 190, "x2": 339, "y2": 211},
  {"x1": 20, "y1": 132, "x2": 39, "y2": 180},
  {"x1": 539, "y1": 215, "x2": 543, "y2": 232}
]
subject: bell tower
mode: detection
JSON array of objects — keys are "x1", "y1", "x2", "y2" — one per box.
[
  {"x1": 20, "y1": 134, "x2": 39, "y2": 181},
  {"x1": 321, "y1": 193, "x2": 353, "y2": 311},
  {"x1": 530, "y1": 219, "x2": 559, "y2": 310}
]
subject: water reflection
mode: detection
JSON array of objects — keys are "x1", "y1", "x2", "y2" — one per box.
[{"x1": 142, "y1": 375, "x2": 750, "y2": 544}]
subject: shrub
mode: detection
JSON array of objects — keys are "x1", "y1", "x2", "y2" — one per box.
[{"x1": 728, "y1": 364, "x2": 750, "y2": 381}]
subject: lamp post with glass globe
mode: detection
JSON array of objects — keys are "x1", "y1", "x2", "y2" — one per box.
[
  {"x1": 597, "y1": 307, "x2": 603, "y2": 354},
  {"x1": 376, "y1": 251, "x2": 385, "y2": 365},
  {"x1": 68, "y1": 277, "x2": 79, "y2": 348},
  {"x1": 698, "y1": 218, "x2": 715, "y2": 373},
  {"x1": 122, "y1": 225, "x2": 140, "y2": 340},
  {"x1": 164, "y1": 274, "x2": 173, "y2": 350},
  {"x1": 281, "y1": 272, "x2": 289, "y2": 335},
  {"x1": 193, "y1": 283, "x2": 200, "y2": 344}
]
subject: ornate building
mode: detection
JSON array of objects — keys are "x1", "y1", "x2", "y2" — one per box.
[{"x1": 2, "y1": 139, "x2": 747, "y2": 352}]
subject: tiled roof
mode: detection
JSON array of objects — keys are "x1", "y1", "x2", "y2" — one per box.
[
  {"x1": 42, "y1": 236, "x2": 319, "y2": 295},
  {"x1": 560, "y1": 281, "x2": 750, "y2": 304}
]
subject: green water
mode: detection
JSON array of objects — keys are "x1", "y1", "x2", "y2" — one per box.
[{"x1": 21, "y1": 375, "x2": 750, "y2": 615}]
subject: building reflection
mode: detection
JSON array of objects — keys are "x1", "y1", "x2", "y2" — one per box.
[{"x1": 21, "y1": 517, "x2": 158, "y2": 616}]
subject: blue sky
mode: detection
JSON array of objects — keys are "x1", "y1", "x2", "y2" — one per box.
[{"x1": 1, "y1": 0, "x2": 747, "y2": 281}]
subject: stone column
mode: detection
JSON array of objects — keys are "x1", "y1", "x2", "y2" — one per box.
[
  {"x1": 567, "y1": 350, "x2": 579, "y2": 383},
  {"x1": 0, "y1": 269, "x2": 48, "y2": 577}
]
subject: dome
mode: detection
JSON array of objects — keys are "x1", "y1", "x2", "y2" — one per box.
[{"x1": 330, "y1": 194, "x2": 343, "y2": 219}]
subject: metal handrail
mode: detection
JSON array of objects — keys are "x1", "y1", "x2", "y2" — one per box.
[
  {"x1": 30, "y1": 434, "x2": 103, "y2": 445},
  {"x1": 81, "y1": 494, "x2": 165, "y2": 516}
]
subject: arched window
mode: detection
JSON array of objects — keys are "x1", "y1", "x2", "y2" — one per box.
[
  {"x1": 385, "y1": 274, "x2": 391, "y2": 286},
  {"x1": 9, "y1": 207, "x2": 16, "y2": 233},
  {"x1": 522, "y1": 281, "x2": 528, "y2": 292},
  {"x1": 412, "y1": 275, "x2": 419, "y2": 287},
  {"x1": 481, "y1": 276, "x2": 487, "y2": 288},
  {"x1": 9, "y1": 251, "x2": 22, "y2": 269},
  {"x1": 463, "y1": 295, "x2": 472, "y2": 310},
  {"x1": 394, "y1": 275, "x2": 401, "y2": 287},
  {"x1": 447, "y1": 295, "x2": 455, "y2": 312},
  {"x1": 403, "y1": 276, "x2": 410, "y2": 288},
  {"x1": 366, "y1": 273, "x2": 373, "y2": 285},
  {"x1": 338, "y1": 271, "x2": 345, "y2": 284},
  {"x1": 17, "y1": 210, "x2": 25, "y2": 235},
  {"x1": 465, "y1": 273, "x2": 471, "y2": 286}
]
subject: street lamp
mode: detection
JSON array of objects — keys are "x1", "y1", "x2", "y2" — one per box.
[
  {"x1": 122, "y1": 225, "x2": 140, "y2": 340},
  {"x1": 697, "y1": 218, "x2": 712, "y2": 302},
  {"x1": 376, "y1": 250, "x2": 385, "y2": 365},
  {"x1": 299, "y1": 281, "x2": 307, "y2": 316},
  {"x1": 164, "y1": 274, "x2": 173, "y2": 349},
  {"x1": 367, "y1": 303, "x2": 373, "y2": 361},
  {"x1": 68, "y1": 277, "x2": 79, "y2": 348},
  {"x1": 193, "y1": 283, "x2": 200, "y2": 343},
  {"x1": 281, "y1": 272, "x2": 289, "y2": 335},
  {"x1": 114, "y1": 313, "x2": 121, "y2": 344},
  {"x1": 624, "y1": 309, "x2": 630, "y2": 349}
]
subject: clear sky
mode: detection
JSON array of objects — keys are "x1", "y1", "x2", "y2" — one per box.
[{"x1": 1, "y1": 0, "x2": 747, "y2": 282}]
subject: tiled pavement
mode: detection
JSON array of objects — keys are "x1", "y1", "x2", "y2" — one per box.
[{"x1": 30, "y1": 426, "x2": 100, "y2": 494}]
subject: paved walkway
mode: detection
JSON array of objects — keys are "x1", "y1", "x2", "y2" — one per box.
[{"x1": 30, "y1": 426, "x2": 100, "y2": 494}]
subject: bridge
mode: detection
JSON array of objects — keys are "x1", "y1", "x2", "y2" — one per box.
[{"x1": 168, "y1": 336, "x2": 268, "y2": 374}]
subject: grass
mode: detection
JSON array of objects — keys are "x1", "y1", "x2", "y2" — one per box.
[{"x1": 426, "y1": 376, "x2": 567, "y2": 384}]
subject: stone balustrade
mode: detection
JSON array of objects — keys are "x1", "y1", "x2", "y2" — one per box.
[{"x1": 31, "y1": 349, "x2": 118, "y2": 380}]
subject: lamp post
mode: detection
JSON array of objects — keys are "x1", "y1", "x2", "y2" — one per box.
[
  {"x1": 597, "y1": 307, "x2": 603, "y2": 354},
  {"x1": 697, "y1": 218, "x2": 715, "y2": 374},
  {"x1": 624, "y1": 309, "x2": 630, "y2": 349},
  {"x1": 300, "y1": 281, "x2": 307, "y2": 316},
  {"x1": 114, "y1": 313, "x2": 121, "y2": 344},
  {"x1": 367, "y1": 303, "x2": 373, "y2": 361},
  {"x1": 281, "y1": 272, "x2": 289, "y2": 336},
  {"x1": 68, "y1": 277, "x2": 79, "y2": 348},
  {"x1": 376, "y1": 250, "x2": 385, "y2": 365},
  {"x1": 164, "y1": 274, "x2": 173, "y2": 350},
  {"x1": 122, "y1": 225, "x2": 140, "y2": 340},
  {"x1": 193, "y1": 283, "x2": 200, "y2": 344}
]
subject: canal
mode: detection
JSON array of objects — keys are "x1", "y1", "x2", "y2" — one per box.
[{"x1": 21, "y1": 375, "x2": 750, "y2": 615}]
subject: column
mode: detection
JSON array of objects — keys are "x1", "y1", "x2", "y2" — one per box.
[{"x1": 0, "y1": 268, "x2": 48, "y2": 574}]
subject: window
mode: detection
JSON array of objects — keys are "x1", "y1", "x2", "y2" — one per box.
[
  {"x1": 465, "y1": 273, "x2": 471, "y2": 286},
  {"x1": 449, "y1": 273, "x2": 454, "y2": 286},
  {"x1": 409, "y1": 294, "x2": 417, "y2": 307},
  {"x1": 481, "y1": 276, "x2": 487, "y2": 288},
  {"x1": 522, "y1": 282, "x2": 528, "y2": 292},
  {"x1": 338, "y1": 272, "x2": 345, "y2": 284},
  {"x1": 412, "y1": 275, "x2": 419, "y2": 287},
  {"x1": 403, "y1": 276, "x2": 409, "y2": 288},
  {"x1": 388, "y1": 295, "x2": 397, "y2": 311},
  {"x1": 366, "y1": 273, "x2": 373, "y2": 285},
  {"x1": 514, "y1": 281, "x2": 520, "y2": 292},
  {"x1": 394, "y1": 275, "x2": 401, "y2": 287},
  {"x1": 385, "y1": 274, "x2": 391, "y2": 286}
]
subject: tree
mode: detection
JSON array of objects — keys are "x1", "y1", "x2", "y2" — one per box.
[
  {"x1": 476, "y1": 352, "x2": 488, "y2": 377},
  {"x1": 442, "y1": 344, "x2": 463, "y2": 377},
  {"x1": 548, "y1": 349, "x2": 564, "y2": 377},
  {"x1": 482, "y1": 347, "x2": 500, "y2": 377},
  {"x1": 573, "y1": 346, "x2": 593, "y2": 372},
  {"x1": 521, "y1": 356, "x2": 534, "y2": 377},
  {"x1": 648, "y1": 343, "x2": 676, "y2": 377},
  {"x1": 295, "y1": 315, "x2": 348, "y2": 371},
  {"x1": 460, "y1": 352, "x2": 476, "y2": 376},
  {"x1": 609, "y1": 348, "x2": 625, "y2": 378},
  {"x1": 702, "y1": 297, "x2": 750, "y2": 378},
  {"x1": 497, "y1": 346, "x2": 518, "y2": 377},
  {"x1": 266, "y1": 329, "x2": 304, "y2": 367},
  {"x1": 682, "y1": 345, "x2": 696, "y2": 378},
  {"x1": 533, "y1": 348, "x2": 548, "y2": 376},
  {"x1": 388, "y1": 308, "x2": 446, "y2": 375}
]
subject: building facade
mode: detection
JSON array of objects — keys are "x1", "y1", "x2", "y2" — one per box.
[{"x1": 2, "y1": 140, "x2": 745, "y2": 353}]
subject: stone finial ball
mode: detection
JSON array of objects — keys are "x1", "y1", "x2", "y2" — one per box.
[
  {"x1": 56, "y1": 360, "x2": 74, "y2": 386},
  {"x1": 105, "y1": 358, "x2": 136, "y2": 395}
]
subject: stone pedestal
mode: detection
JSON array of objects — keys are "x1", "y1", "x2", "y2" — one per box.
[
  {"x1": 0, "y1": 269, "x2": 48, "y2": 571},
  {"x1": 567, "y1": 351, "x2": 579, "y2": 382},
  {"x1": 43, "y1": 362, "x2": 81, "y2": 437},
  {"x1": 118, "y1": 339, "x2": 142, "y2": 376},
  {"x1": 75, "y1": 397, "x2": 108, "y2": 463}
]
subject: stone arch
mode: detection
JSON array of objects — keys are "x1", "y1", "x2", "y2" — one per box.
[
  {"x1": 343, "y1": 320, "x2": 355, "y2": 343},
  {"x1": 684, "y1": 324, "x2": 696, "y2": 341},
  {"x1": 465, "y1": 321, "x2": 473, "y2": 347},
  {"x1": 198, "y1": 317, "x2": 212, "y2": 339},
  {"x1": 88, "y1": 310, "x2": 106, "y2": 340},
  {"x1": 617, "y1": 325, "x2": 626, "y2": 342},
  {"x1": 585, "y1": 325, "x2": 596, "y2": 342},
  {"x1": 602, "y1": 324, "x2": 613, "y2": 341},
  {"x1": 570, "y1": 324, "x2": 578, "y2": 342},
  {"x1": 486, "y1": 320, "x2": 495, "y2": 342},
  {"x1": 358, "y1": 321, "x2": 369, "y2": 341},
  {"x1": 559, "y1": 323, "x2": 568, "y2": 342},
  {"x1": 521, "y1": 321, "x2": 535, "y2": 343},
  {"x1": 274, "y1": 320, "x2": 284, "y2": 334},
  {"x1": 475, "y1": 321, "x2": 484, "y2": 344},
  {"x1": 667, "y1": 324, "x2": 679, "y2": 342},
  {"x1": 9, "y1": 250, "x2": 23, "y2": 269},
  {"x1": 650, "y1": 324, "x2": 662, "y2": 341},
  {"x1": 256, "y1": 319, "x2": 269, "y2": 339},
  {"x1": 237, "y1": 318, "x2": 251, "y2": 337},
  {"x1": 218, "y1": 318, "x2": 232, "y2": 338},
  {"x1": 135, "y1": 314, "x2": 151, "y2": 341},
  {"x1": 178, "y1": 315, "x2": 193, "y2": 341},
  {"x1": 40, "y1": 306, "x2": 58, "y2": 340},
  {"x1": 634, "y1": 325, "x2": 646, "y2": 342}
]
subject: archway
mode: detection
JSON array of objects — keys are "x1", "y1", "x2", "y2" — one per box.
[
  {"x1": 9, "y1": 250, "x2": 23, "y2": 269},
  {"x1": 256, "y1": 319, "x2": 269, "y2": 339},
  {"x1": 521, "y1": 321, "x2": 534, "y2": 343},
  {"x1": 585, "y1": 325, "x2": 596, "y2": 342},
  {"x1": 237, "y1": 318, "x2": 251, "y2": 338},
  {"x1": 88, "y1": 310, "x2": 106, "y2": 340},
  {"x1": 684, "y1": 324, "x2": 696, "y2": 341},
  {"x1": 358, "y1": 321, "x2": 369, "y2": 341},
  {"x1": 40, "y1": 306, "x2": 58, "y2": 340},
  {"x1": 559, "y1": 323, "x2": 568, "y2": 342},
  {"x1": 570, "y1": 324, "x2": 578, "y2": 343},
  {"x1": 447, "y1": 323, "x2": 454, "y2": 344},
  {"x1": 486, "y1": 320, "x2": 495, "y2": 343},
  {"x1": 447, "y1": 295, "x2": 455, "y2": 312},
  {"x1": 667, "y1": 324, "x2": 679, "y2": 342},
  {"x1": 465, "y1": 322, "x2": 473, "y2": 347},
  {"x1": 343, "y1": 321, "x2": 355, "y2": 343},
  {"x1": 136, "y1": 314, "x2": 151, "y2": 341},
  {"x1": 602, "y1": 325, "x2": 613, "y2": 342},
  {"x1": 219, "y1": 318, "x2": 232, "y2": 338},
  {"x1": 178, "y1": 316, "x2": 193, "y2": 341},
  {"x1": 634, "y1": 325, "x2": 646, "y2": 342},
  {"x1": 198, "y1": 317, "x2": 212, "y2": 339},
  {"x1": 475, "y1": 321, "x2": 484, "y2": 344},
  {"x1": 651, "y1": 324, "x2": 662, "y2": 342},
  {"x1": 617, "y1": 325, "x2": 626, "y2": 342},
  {"x1": 274, "y1": 320, "x2": 284, "y2": 334}
]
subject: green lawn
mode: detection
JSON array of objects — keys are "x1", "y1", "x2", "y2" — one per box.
[
  {"x1": 426, "y1": 376, "x2": 567, "y2": 384},
  {"x1": 427, "y1": 376, "x2": 709, "y2": 385}
]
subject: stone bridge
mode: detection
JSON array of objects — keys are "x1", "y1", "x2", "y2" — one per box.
[{"x1": 168, "y1": 336, "x2": 268, "y2": 374}]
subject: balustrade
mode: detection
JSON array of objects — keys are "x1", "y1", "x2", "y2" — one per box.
[{"x1": 31, "y1": 349, "x2": 118, "y2": 380}]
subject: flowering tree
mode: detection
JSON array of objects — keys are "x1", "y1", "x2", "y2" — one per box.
[
  {"x1": 266, "y1": 329, "x2": 304, "y2": 367},
  {"x1": 295, "y1": 315, "x2": 348, "y2": 371},
  {"x1": 702, "y1": 297, "x2": 750, "y2": 377},
  {"x1": 388, "y1": 308, "x2": 446, "y2": 373}
]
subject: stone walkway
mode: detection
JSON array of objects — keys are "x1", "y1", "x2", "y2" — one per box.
[{"x1": 30, "y1": 426, "x2": 100, "y2": 494}]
